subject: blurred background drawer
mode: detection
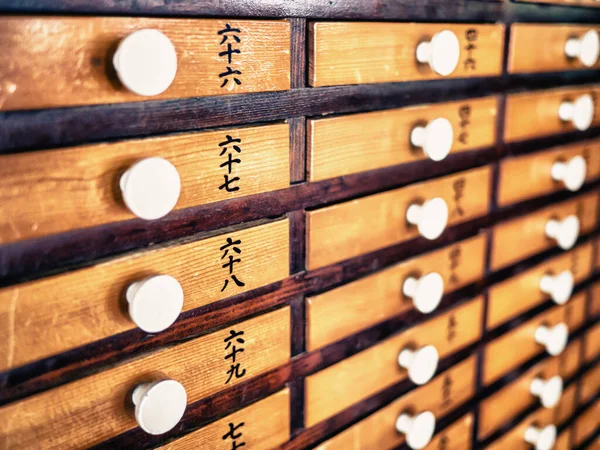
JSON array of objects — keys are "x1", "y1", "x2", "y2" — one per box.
[
  {"x1": 573, "y1": 401, "x2": 599, "y2": 446},
  {"x1": 579, "y1": 363, "x2": 600, "y2": 404},
  {"x1": 584, "y1": 321, "x2": 600, "y2": 362}
]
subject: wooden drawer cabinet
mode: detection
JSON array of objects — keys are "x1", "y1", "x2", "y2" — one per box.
[
  {"x1": 584, "y1": 321, "x2": 600, "y2": 362},
  {"x1": 579, "y1": 364, "x2": 600, "y2": 404},
  {"x1": 573, "y1": 401, "x2": 600, "y2": 445}
]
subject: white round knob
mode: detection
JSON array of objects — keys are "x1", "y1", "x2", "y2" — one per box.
[
  {"x1": 127, "y1": 275, "x2": 184, "y2": 333},
  {"x1": 133, "y1": 380, "x2": 187, "y2": 435},
  {"x1": 551, "y1": 155, "x2": 587, "y2": 192},
  {"x1": 535, "y1": 323, "x2": 569, "y2": 356},
  {"x1": 113, "y1": 29, "x2": 177, "y2": 96},
  {"x1": 416, "y1": 30, "x2": 460, "y2": 76},
  {"x1": 539, "y1": 270, "x2": 574, "y2": 305},
  {"x1": 565, "y1": 30, "x2": 600, "y2": 67},
  {"x1": 558, "y1": 94, "x2": 595, "y2": 131},
  {"x1": 524, "y1": 424, "x2": 557, "y2": 450},
  {"x1": 396, "y1": 411, "x2": 436, "y2": 450},
  {"x1": 403, "y1": 272, "x2": 445, "y2": 314},
  {"x1": 398, "y1": 345, "x2": 439, "y2": 385},
  {"x1": 545, "y1": 215, "x2": 580, "y2": 250},
  {"x1": 410, "y1": 118, "x2": 454, "y2": 161},
  {"x1": 530, "y1": 375, "x2": 564, "y2": 408},
  {"x1": 406, "y1": 198, "x2": 449, "y2": 241},
  {"x1": 120, "y1": 157, "x2": 181, "y2": 220}
]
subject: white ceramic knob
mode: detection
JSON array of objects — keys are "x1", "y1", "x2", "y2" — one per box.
[
  {"x1": 396, "y1": 411, "x2": 436, "y2": 450},
  {"x1": 406, "y1": 198, "x2": 449, "y2": 241},
  {"x1": 113, "y1": 29, "x2": 178, "y2": 96},
  {"x1": 120, "y1": 157, "x2": 181, "y2": 220},
  {"x1": 410, "y1": 118, "x2": 454, "y2": 162},
  {"x1": 127, "y1": 275, "x2": 184, "y2": 333},
  {"x1": 558, "y1": 94, "x2": 595, "y2": 131},
  {"x1": 545, "y1": 215, "x2": 580, "y2": 250},
  {"x1": 565, "y1": 30, "x2": 600, "y2": 67},
  {"x1": 530, "y1": 375, "x2": 564, "y2": 408},
  {"x1": 133, "y1": 379, "x2": 187, "y2": 435},
  {"x1": 535, "y1": 323, "x2": 569, "y2": 356},
  {"x1": 403, "y1": 272, "x2": 445, "y2": 314},
  {"x1": 398, "y1": 345, "x2": 439, "y2": 385},
  {"x1": 551, "y1": 155, "x2": 587, "y2": 192},
  {"x1": 416, "y1": 30, "x2": 460, "y2": 76},
  {"x1": 539, "y1": 270, "x2": 574, "y2": 305},
  {"x1": 524, "y1": 424, "x2": 557, "y2": 450}
]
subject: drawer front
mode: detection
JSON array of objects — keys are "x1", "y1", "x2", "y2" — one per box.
[
  {"x1": 305, "y1": 297, "x2": 483, "y2": 427},
  {"x1": 490, "y1": 192, "x2": 599, "y2": 270},
  {"x1": 497, "y1": 139, "x2": 600, "y2": 207},
  {"x1": 485, "y1": 407, "x2": 558, "y2": 450},
  {"x1": 0, "y1": 219, "x2": 289, "y2": 371},
  {"x1": 505, "y1": 86, "x2": 600, "y2": 142},
  {"x1": 309, "y1": 23, "x2": 504, "y2": 87},
  {"x1": 584, "y1": 322, "x2": 600, "y2": 362},
  {"x1": 487, "y1": 242, "x2": 593, "y2": 329},
  {"x1": 158, "y1": 389, "x2": 290, "y2": 450},
  {"x1": 580, "y1": 362, "x2": 600, "y2": 404},
  {"x1": 314, "y1": 358, "x2": 476, "y2": 450},
  {"x1": 483, "y1": 293, "x2": 587, "y2": 385},
  {"x1": 555, "y1": 429, "x2": 572, "y2": 450},
  {"x1": 423, "y1": 414, "x2": 473, "y2": 450},
  {"x1": 0, "y1": 307, "x2": 290, "y2": 449},
  {"x1": 0, "y1": 17, "x2": 290, "y2": 110},
  {"x1": 307, "y1": 97, "x2": 497, "y2": 182},
  {"x1": 592, "y1": 282, "x2": 600, "y2": 317},
  {"x1": 306, "y1": 234, "x2": 487, "y2": 350},
  {"x1": 574, "y1": 401, "x2": 600, "y2": 445},
  {"x1": 307, "y1": 166, "x2": 491, "y2": 270},
  {"x1": 509, "y1": 24, "x2": 600, "y2": 73},
  {"x1": 0, "y1": 124, "x2": 290, "y2": 244}
]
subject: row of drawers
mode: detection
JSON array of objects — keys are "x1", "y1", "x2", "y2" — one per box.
[
  {"x1": 0, "y1": 18, "x2": 599, "y2": 111},
  {"x1": 2, "y1": 111, "x2": 600, "y2": 245},
  {"x1": 1, "y1": 299, "x2": 596, "y2": 449}
]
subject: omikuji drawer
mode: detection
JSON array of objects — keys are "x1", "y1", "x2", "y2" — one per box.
[
  {"x1": 309, "y1": 23, "x2": 504, "y2": 87},
  {"x1": 573, "y1": 401, "x2": 600, "y2": 445},
  {"x1": 0, "y1": 307, "x2": 290, "y2": 449},
  {"x1": 0, "y1": 17, "x2": 291, "y2": 110},
  {"x1": 580, "y1": 364, "x2": 600, "y2": 404},
  {"x1": 483, "y1": 293, "x2": 586, "y2": 385},
  {"x1": 584, "y1": 321, "x2": 600, "y2": 362},
  {"x1": 490, "y1": 192, "x2": 599, "y2": 271},
  {"x1": 0, "y1": 123, "x2": 289, "y2": 244},
  {"x1": 306, "y1": 233, "x2": 486, "y2": 350},
  {"x1": 497, "y1": 139, "x2": 600, "y2": 207},
  {"x1": 314, "y1": 357, "x2": 476, "y2": 450},
  {"x1": 487, "y1": 242, "x2": 593, "y2": 329},
  {"x1": 504, "y1": 85, "x2": 600, "y2": 142},
  {"x1": 307, "y1": 97, "x2": 497, "y2": 182},
  {"x1": 157, "y1": 389, "x2": 290, "y2": 450},
  {"x1": 304, "y1": 297, "x2": 483, "y2": 427},
  {"x1": 509, "y1": 24, "x2": 600, "y2": 73},
  {"x1": 306, "y1": 166, "x2": 491, "y2": 270},
  {"x1": 591, "y1": 281, "x2": 600, "y2": 316},
  {"x1": 0, "y1": 219, "x2": 289, "y2": 372}
]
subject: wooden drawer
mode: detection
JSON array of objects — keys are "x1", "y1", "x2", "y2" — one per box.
[
  {"x1": 483, "y1": 293, "x2": 587, "y2": 385},
  {"x1": 505, "y1": 85, "x2": 600, "y2": 142},
  {"x1": 592, "y1": 282, "x2": 600, "y2": 317},
  {"x1": 309, "y1": 23, "x2": 504, "y2": 87},
  {"x1": 306, "y1": 234, "x2": 487, "y2": 350},
  {"x1": 307, "y1": 97, "x2": 497, "y2": 182},
  {"x1": 580, "y1": 364, "x2": 600, "y2": 404},
  {"x1": 0, "y1": 124, "x2": 290, "y2": 244},
  {"x1": 157, "y1": 389, "x2": 290, "y2": 450},
  {"x1": 0, "y1": 219, "x2": 289, "y2": 372},
  {"x1": 584, "y1": 322, "x2": 600, "y2": 362},
  {"x1": 497, "y1": 139, "x2": 600, "y2": 207},
  {"x1": 573, "y1": 401, "x2": 600, "y2": 445},
  {"x1": 555, "y1": 429, "x2": 572, "y2": 450},
  {"x1": 509, "y1": 24, "x2": 600, "y2": 74},
  {"x1": 490, "y1": 192, "x2": 599, "y2": 271},
  {"x1": 479, "y1": 341, "x2": 581, "y2": 438},
  {"x1": 306, "y1": 166, "x2": 491, "y2": 270},
  {"x1": 0, "y1": 17, "x2": 290, "y2": 111},
  {"x1": 0, "y1": 307, "x2": 290, "y2": 449},
  {"x1": 487, "y1": 242, "x2": 593, "y2": 329},
  {"x1": 314, "y1": 358, "x2": 476, "y2": 450},
  {"x1": 304, "y1": 297, "x2": 483, "y2": 427}
]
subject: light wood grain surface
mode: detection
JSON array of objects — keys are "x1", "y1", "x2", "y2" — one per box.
[
  {"x1": 307, "y1": 166, "x2": 491, "y2": 270},
  {"x1": 573, "y1": 401, "x2": 600, "y2": 445},
  {"x1": 0, "y1": 16, "x2": 290, "y2": 110},
  {"x1": 0, "y1": 307, "x2": 290, "y2": 449},
  {"x1": 308, "y1": 97, "x2": 497, "y2": 181},
  {"x1": 0, "y1": 219, "x2": 289, "y2": 371},
  {"x1": 158, "y1": 389, "x2": 290, "y2": 450},
  {"x1": 306, "y1": 234, "x2": 486, "y2": 350},
  {"x1": 309, "y1": 23, "x2": 504, "y2": 87},
  {"x1": 304, "y1": 297, "x2": 483, "y2": 427}
]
